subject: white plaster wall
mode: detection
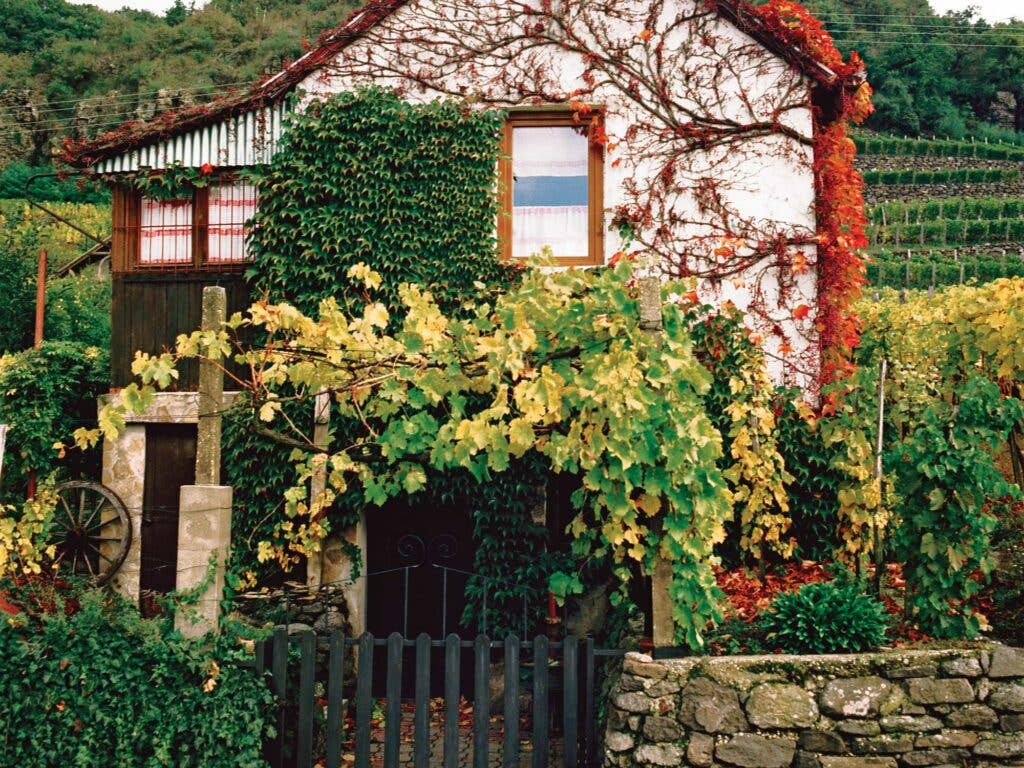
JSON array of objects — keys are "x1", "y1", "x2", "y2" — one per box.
[{"x1": 294, "y1": 0, "x2": 820, "y2": 388}]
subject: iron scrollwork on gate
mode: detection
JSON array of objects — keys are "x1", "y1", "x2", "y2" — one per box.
[{"x1": 369, "y1": 532, "x2": 529, "y2": 637}]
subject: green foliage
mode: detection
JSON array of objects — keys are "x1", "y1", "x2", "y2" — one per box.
[
  {"x1": 44, "y1": 272, "x2": 110, "y2": 349},
  {"x1": 0, "y1": 342, "x2": 108, "y2": 499},
  {"x1": 861, "y1": 168, "x2": 1020, "y2": 186},
  {"x1": 892, "y1": 376, "x2": 1023, "y2": 639},
  {"x1": 1, "y1": 0, "x2": 361, "y2": 163},
  {"x1": 761, "y1": 576, "x2": 889, "y2": 653},
  {"x1": 773, "y1": 389, "x2": 842, "y2": 562},
  {"x1": 0, "y1": 589, "x2": 274, "y2": 767},
  {"x1": 855, "y1": 134, "x2": 1024, "y2": 161},
  {"x1": 248, "y1": 88, "x2": 517, "y2": 320},
  {"x1": 0, "y1": 232, "x2": 34, "y2": 354},
  {"x1": 0, "y1": 163, "x2": 110, "y2": 203},
  {"x1": 94, "y1": 260, "x2": 734, "y2": 650},
  {"x1": 867, "y1": 250, "x2": 1024, "y2": 291},
  {"x1": 868, "y1": 196, "x2": 1024, "y2": 227}
]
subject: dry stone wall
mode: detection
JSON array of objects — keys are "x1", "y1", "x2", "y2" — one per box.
[{"x1": 605, "y1": 646, "x2": 1024, "y2": 767}]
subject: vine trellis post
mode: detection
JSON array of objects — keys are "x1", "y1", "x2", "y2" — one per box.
[
  {"x1": 637, "y1": 275, "x2": 674, "y2": 648},
  {"x1": 306, "y1": 389, "x2": 332, "y2": 588},
  {"x1": 872, "y1": 358, "x2": 888, "y2": 597}
]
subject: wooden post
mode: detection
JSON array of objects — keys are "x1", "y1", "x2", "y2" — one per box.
[
  {"x1": 28, "y1": 250, "x2": 47, "y2": 499},
  {"x1": 872, "y1": 359, "x2": 888, "y2": 597},
  {"x1": 195, "y1": 286, "x2": 226, "y2": 485},
  {"x1": 637, "y1": 276, "x2": 674, "y2": 648},
  {"x1": 306, "y1": 389, "x2": 331, "y2": 588},
  {"x1": 34, "y1": 250, "x2": 47, "y2": 348}
]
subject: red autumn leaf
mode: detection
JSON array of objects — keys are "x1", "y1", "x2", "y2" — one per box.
[{"x1": 792, "y1": 304, "x2": 811, "y2": 320}]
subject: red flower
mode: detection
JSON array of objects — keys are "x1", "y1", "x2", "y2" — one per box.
[{"x1": 199, "y1": 162, "x2": 215, "y2": 176}]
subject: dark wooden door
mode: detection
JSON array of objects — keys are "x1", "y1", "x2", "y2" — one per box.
[
  {"x1": 140, "y1": 424, "x2": 197, "y2": 608},
  {"x1": 365, "y1": 498, "x2": 475, "y2": 694}
]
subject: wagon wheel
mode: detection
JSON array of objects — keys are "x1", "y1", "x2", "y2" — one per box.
[{"x1": 50, "y1": 481, "x2": 131, "y2": 586}]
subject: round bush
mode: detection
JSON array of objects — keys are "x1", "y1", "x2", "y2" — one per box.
[{"x1": 761, "y1": 578, "x2": 889, "y2": 654}]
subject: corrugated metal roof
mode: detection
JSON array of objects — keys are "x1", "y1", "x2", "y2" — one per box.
[{"x1": 92, "y1": 100, "x2": 290, "y2": 173}]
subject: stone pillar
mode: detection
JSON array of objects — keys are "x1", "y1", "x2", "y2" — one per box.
[
  {"x1": 174, "y1": 285, "x2": 232, "y2": 637},
  {"x1": 638, "y1": 276, "x2": 675, "y2": 649},
  {"x1": 101, "y1": 424, "x2": 146, "y2": 601},
  {"x1": 174, "y1": 485, "x2": 232, "y2": 638},
  {"x1": 195, "y1": 286, "x2": 226, "y2": 486}
]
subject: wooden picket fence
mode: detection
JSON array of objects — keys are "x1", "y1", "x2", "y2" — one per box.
[{"x1": 256, "y1": 629, "x2": 626, "y2": 768}]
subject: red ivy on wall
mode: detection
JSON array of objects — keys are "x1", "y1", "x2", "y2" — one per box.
[{"x1": 753, "y1": 0, "x2": 874, "y2": 388}]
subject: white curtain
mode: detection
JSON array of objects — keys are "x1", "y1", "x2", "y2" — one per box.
[
  {"x1": 511, "y1": 126, "x2": 589, "y2": 259},
  {"x1": 208, "y1": 181, "x2": 258, "y2": 263},
  {"x1": 139, "y1": 198, "x2": 192, "y2": 265},
  {"x1": 512, "y1": 206, "x2": 588, "y2": 258},
  {"x1": 512, "y1": 127, "x2": 588, "y2": 177}
]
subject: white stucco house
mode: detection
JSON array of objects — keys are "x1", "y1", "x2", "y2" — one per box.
[{"x1": 64, "y1": 0, "x2": 868, "y2": 628}]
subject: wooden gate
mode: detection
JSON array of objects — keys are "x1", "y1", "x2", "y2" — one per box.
[{"x1": 257, "y1": 630, "x2": 626, "y2": 768}]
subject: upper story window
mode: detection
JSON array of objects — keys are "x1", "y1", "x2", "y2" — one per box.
[
  {"x1": 499, "y1": 111, "x2": 604, "y2": 266},
  {"x1": 128, "y1": 177, "x2": 256, "y2": 270},
  {"x1": 139, "y1": 198, "x2": 193, "y2": 266},
  {"x1": 208, "y1": 180, "x2": 258, "y2": 264}
]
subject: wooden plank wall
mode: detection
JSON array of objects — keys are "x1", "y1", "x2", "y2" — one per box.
[{"x1": 111, "y1": 272, "x2": 251, "y2": 390}]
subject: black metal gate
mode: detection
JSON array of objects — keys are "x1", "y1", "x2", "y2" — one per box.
[{"x1": 257, "y1": 630, "x2": 626, "y2": 768}]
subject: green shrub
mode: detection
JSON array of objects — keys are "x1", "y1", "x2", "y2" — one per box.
[
  {"x1": 44, "y1": 272, "x2": 110, "y2": 348},
  {"x1": 0, "y1": 589, "x2": 273, "y2": 767},
  {"x1": 761, "y1": 577, "x2": 889, "y2": 654},
  {"x1": 0, "y1": 342, "x2": 108, "y2": 498}
]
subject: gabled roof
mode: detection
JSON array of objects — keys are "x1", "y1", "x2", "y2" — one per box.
[{"x1": 63, "y1": 0, "x2": 856, "y2": 169}]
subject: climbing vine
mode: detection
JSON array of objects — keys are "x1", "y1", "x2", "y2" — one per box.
[
  {"x1": 78, "y1": 260, "x2": 734, "y2": 648},
  {"x1": 689, "y1": 302, "x2": 793, "y2": 565}
]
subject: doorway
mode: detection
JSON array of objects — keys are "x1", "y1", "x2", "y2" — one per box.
[{"x1": 140, "y1": 423, "x2": 197, "y2": 613}]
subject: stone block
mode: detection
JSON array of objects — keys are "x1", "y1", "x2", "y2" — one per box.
[
  {"x1": 794, "y1": 750, "x2": 821, "y2": 768},
  {"x1": 915, "y1": 729, "x2": 979, "y2": 748},
  {"x1": 906, "y1": 677, "x2": 975, "y2": 705},
  {"x1": 614, "y1": 691, "x2": 653, "y2": 714},
  {"x1": 883, "y1": 662, "x2": 939, "y2": 680},
  {"x1": 715, "y1": 733, "x2": 796, "y2": 768},
  {"x1": 799, "y1": 729, "x2": 846, "y2": 753},
  {"x1": 945, "y1": 703, "x2": 998, "y2": 729},
  {"x1": 839, "y1": 720, "x2": 882, "y2": 736},
  {"x1": 878, "y1": 715, "x2": 942, "y2": 733},
  {"x1": 1003, "y1": 714, "x2": 1024, "y2": 732},
  {"x1": 634, "y1": 743, "x2": 684, "y2": 766},
  {"x1": 820, "y1": 677, "x2": 893, "y2": 718},
  {"x1": 973, "y1": 735, "x2": 1024, "y2": 759},
  {"x1": 938, "y1": 656, "x2": 982, "y2": 678},
  {"x1": 623, "y1": 654, "x2": 668, "y2": 681},
  {"x1": 642, "y1": 716, "x2": 683, "y2": 742},
  {"x1": 990, "y1": 647, "x2": 1024, "y2": 679},
  {"x1": 850, "y1": 734, "x2": 915, "y2": 754},
  {"x1": 746, "y1": 683, "x2": 820, "y2": 729},
  {"x1": 686, "y1": 733, "x2": 715, "y2": 767},
  {"x1": 174, "y1": 484, "x2": 232, "y2": 638},
  {"x1": 990, "y1": 683, "x2": 1024, "y2": 712},
  {"x1": 605, "y1": 730, "x2": 634, "y2": 752},
  {"x1": 898, "y1": 748, "x2": 969, "y2": 766},
  {"x1": 818, "y1": 758, "x2": 897, "y2": 768},
  {"x1": 678, "y1": 677, "x2": 748, "y2": 734}
]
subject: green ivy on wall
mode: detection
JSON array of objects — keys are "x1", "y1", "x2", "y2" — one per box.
[{"x1": 246, "y1": 87, "x2": 518, "y2": 319}]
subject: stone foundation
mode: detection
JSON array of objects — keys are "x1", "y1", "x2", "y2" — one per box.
[
  {"x1": 605, "y1": 645, "x2": 1024, "y2": 767},
  {"x1": 233, "y1": 581, "x2": 353, "y2": 635}
]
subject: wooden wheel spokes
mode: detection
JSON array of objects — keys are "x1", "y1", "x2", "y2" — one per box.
[{"x1": 51, "y1": 482, "x2": 132, "y2": 586}]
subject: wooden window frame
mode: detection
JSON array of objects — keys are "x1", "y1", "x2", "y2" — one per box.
[
  {"x1": 499, "y1": 110, "x2": 605, "y2": 267},
  {"x1": 124, "y1": 173, "x2": 253, "y2": 272}
]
